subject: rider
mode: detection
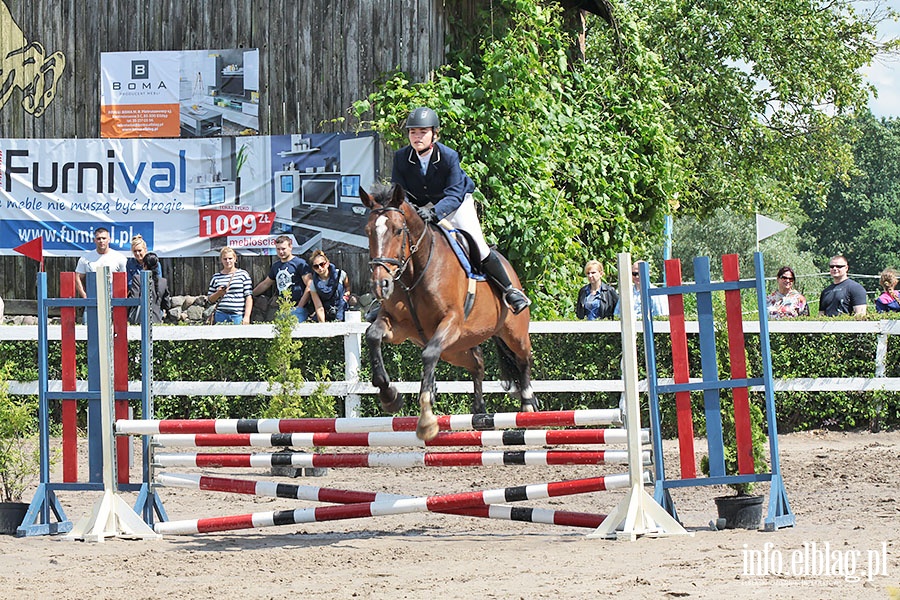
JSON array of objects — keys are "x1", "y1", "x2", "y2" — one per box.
[{"x1": 390, "y1": 106, "x2": 531, "y2": 314}]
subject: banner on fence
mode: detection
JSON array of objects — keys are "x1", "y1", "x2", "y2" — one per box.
[{"x1": 0, "y1": 132, "x2": 377, "y2": 257}]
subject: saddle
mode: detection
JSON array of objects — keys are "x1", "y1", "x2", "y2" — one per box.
[
  {"x1": 432, "y1": 224, "x2": 485, "y2": 318},
  {"x1": 436, "y1": 226, "x2": 487, "y2": 281}
]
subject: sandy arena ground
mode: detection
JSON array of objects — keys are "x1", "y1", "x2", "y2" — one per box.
[{"x1": 0, "y1": 429, "x2": 897, "y2": 600}]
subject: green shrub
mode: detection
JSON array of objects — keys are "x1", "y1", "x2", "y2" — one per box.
[{"x1": 0, "y1": 362, "x2": 40, "y2": 502}]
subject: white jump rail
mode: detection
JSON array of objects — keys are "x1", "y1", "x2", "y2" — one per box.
[{"x1": 4, "y1": 318, "x2": 900, "y2": 417}]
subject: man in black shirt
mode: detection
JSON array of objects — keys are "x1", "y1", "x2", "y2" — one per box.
[{"x1": 818, "y1": 255, "x2": 867, "y2": 317}]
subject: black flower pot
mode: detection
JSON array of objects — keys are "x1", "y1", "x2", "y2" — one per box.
[
  {"x1": 714, "y1": 494, "x2": 764, "y2": 530},
  {"x1": 0, "y1": 502, "x2": 29, "y2": 535}
]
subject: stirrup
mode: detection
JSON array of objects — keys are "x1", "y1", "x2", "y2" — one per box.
[{"x1": 504, "y1": 288, "x2": 531, "y2": 315}]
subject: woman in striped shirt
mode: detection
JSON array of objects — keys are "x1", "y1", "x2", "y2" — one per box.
[{"x1": 206, "y1": 246, "x2": 253, "y2": 324}]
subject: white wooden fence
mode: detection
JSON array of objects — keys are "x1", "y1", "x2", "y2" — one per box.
[{"x1": 3, "y1": 314, "x2": 899, "y2": 417}]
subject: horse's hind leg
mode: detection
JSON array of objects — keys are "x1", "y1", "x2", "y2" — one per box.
[
  {"x1": 443, "y1": 345, "x2": 486, "y2": 415},
  {"x1": 495, "y1": 335, "x2": 539, "y2": 413},
  {"x1": 517, "y1": 356, "x2": 538, "y2": 412},
  {"x1": 365, "y1": 317, "x2": 404, "y2": 413},
  {"x1": 470, "y1": 345, "x2": 486, "y2": 414}
]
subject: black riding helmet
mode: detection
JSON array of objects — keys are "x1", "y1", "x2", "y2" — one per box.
[{"x1": 405, "y1": 107, "x2": 440, "y2": 129}]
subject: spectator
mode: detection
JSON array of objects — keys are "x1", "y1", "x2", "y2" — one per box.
[
  {"x1": 766, "y1": 266, "x2": 809, "y2": 319},
  {"x1": 128, "y1": 252, "x2": 171, "y2": 324},
  {"x1": 875, "y1": 268, "x2": 900, "y2": 313},
  {"x1": 75, "y1": 227, "x2": 127, "y2": 298},
  {"x1": 818, "y1": 255, "x2": 867, "y2": 317},
  {"x1": 614, "y1": 260, "x2": 669, "y2": 319},
  {"x1": 126, "y1": 234, "x2": 161, "y2": 284},
  {"x1": 206, "y1": 247, "x2": 253, "y2": 324},
  {"x1": 576, "y1": 260, "x2": 618, "y2": 320},
  {"x1": 252, "y1": 235, "x2": 312, "y2": 322},
  {"x1": 301, "y1": 249, "x2": 350, "y2": 322}
]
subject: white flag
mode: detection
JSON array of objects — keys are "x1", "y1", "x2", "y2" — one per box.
[{"x1": 756, "y1": 214, "x2": 789, "y2": 242}]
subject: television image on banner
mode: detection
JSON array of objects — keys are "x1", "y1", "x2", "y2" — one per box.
[
  {"x1": 210, "y1": 186, "x2": 226, "y2": 205},
  {"x1": 301, "y1": 179, "x2": 339, "y2": 208},
  {"x1": 194, "y1": 186, "x2": 228, "y2": 206},
  {"x1": 341, "y1": 174, "x2": 360, "y2": 198}
]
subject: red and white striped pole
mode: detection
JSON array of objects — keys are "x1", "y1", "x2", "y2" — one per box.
[
  {"x1": 153, "y1": 449, "x2": 647, "y2": 469},
  {"x1": 117, "y1": 408, "x2": 622, "y2": 436},
  {"x1": 151, "y1": 427, "x2": 647, "y2": 448},
  {"x1": 154, "y1": 473, "x2": 635, "y2": 535},
  {"x1": 158, "y1": 472, "x2": 608, "y2": 530}
]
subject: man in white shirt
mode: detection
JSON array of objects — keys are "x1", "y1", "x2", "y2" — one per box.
[
  {"x1": 614, "y1": 260, "x2": 669, "y2": 319},
  {"x1": 75, "y1": 227, "x2": 128, "y2": 298}
]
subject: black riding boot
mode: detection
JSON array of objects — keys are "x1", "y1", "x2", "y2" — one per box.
[{"x1": 481, "y1": 250, "x2": 531, "y2": 314}]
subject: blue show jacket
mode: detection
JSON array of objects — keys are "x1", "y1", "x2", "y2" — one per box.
[{"x1": 391, "y1": 142, "x2": 476, "y2": 221}]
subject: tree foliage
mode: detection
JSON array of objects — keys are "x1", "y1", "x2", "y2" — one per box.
[
  {"x1": 353, "y1": 0, "x2": 892, "y2": 317},
  {"x1": 354, "y1": 0, "x2": 679, "y2": 317},
  {"x1": 800, "y1": 112, "x2": 900, "y2": 277},
  {"x1": 629, "y1": 0, "x2": 889, "y2": 216}
]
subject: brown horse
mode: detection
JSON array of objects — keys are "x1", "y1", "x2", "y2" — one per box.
[{"x1": 361, "y1": 183, "x2": 538, "y2": 440}]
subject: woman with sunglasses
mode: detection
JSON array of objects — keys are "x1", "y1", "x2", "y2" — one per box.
[
  {"x1": 301, "y1": 249, "x2": 351, "y2": 322},
  {"x1": 766, "y1": 266, "x2": 809, "y2": 319},
  {"x1": 126, "y1": 234, "x2": 162, "y2": 284}
]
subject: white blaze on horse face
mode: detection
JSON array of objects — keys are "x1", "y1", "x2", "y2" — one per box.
[{"x1": 374, "y1": 214, "x2": 389, "y2": 250}]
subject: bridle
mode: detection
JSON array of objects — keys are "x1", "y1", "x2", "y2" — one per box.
[
  {"x1": 368, "y1": 203, "x2": 436, "y2": 343},
  {"x1": 368, "y1": 204, "x2": 435, "y2": 294}
]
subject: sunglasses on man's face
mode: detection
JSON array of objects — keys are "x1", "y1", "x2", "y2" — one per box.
[
  {"x1": 780, "y1": 276, "x2": 794, "y2": 281},
  {"x1": 313, "y1": 262, "x2": 328, "y2": 269}
]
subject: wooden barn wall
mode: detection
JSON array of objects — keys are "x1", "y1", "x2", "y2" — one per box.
[{"x1": 0, "y1": 0, "x2": 487, "y2": 305}]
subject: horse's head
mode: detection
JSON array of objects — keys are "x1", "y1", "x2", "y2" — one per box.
[{"x1": 361, "y1": 184, "x2": 426, "y2": 301}]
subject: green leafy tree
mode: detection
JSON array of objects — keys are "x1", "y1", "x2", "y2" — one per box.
[
  {"x1": 672, "y1": 208, "x2": 824, "y2": 302},
  {"x1": 800, "y1": 113, "x2": 900, "y2": 277},
  {"x1": 354, "y1": 0, "x2": 892, "y2": 317},
  {"x1": 628, "y1": 0, "x2": 893, "y2": 217}
]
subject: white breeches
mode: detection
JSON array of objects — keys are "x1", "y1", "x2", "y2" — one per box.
[{"x1": 438, "y1": 193, "x2": 490, "y2": 262}]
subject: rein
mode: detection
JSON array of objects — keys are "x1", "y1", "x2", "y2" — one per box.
[{"x1": 368, "y1": 204, "x2": 436, "y2": 342}]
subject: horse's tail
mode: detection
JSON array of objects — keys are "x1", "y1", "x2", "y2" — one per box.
[{"x1": 493, "y1": 336, "x2": 524, "y2": 394}]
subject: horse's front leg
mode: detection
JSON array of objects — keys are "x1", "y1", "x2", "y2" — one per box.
[
  {"x1": 417, "y1": 322, "x2": 461, "y2": 441},
  {"x1": 365, "y1": 315, "x2": 404, "y2": 413}
]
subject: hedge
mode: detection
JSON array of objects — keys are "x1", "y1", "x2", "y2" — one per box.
[{"x1": 1, "y1": 328, "x2": 897, "y2": 432}]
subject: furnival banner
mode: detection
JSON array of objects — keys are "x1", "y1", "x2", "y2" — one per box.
[
  {"x1": 100, "y1": 48, "x2": 260, "y2": 139},
  {"x1": 0, "y1": 132, "x2": 378, "y2": 257}
]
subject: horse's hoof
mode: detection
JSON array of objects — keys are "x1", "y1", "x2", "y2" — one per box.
[
  {"x1": 520, "y1": 399, "x2": 539, "y2": 412},
  {"x1": 380, "y1": 388, "x2": 405, "y2": 413},
  {"x1": 416, "y1": 416, "x2": 439, "y2": 441}
]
